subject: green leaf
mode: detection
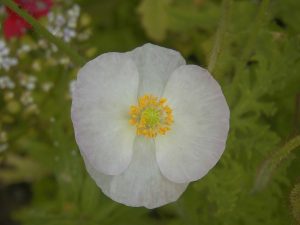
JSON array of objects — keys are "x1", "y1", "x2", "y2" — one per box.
[
  {"x1": 167, "y1": 2, "x2": 220, "y2": 32},
  {"x1": 0, "y1": 153, "x2": 48, "y2": 184},
  {"x1": 138, "y1": 0, "x2": 170, "y2": 41}
]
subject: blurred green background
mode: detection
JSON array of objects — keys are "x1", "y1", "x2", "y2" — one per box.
[{"x1": 0, "y1": 0, "x2": 300, "y2": 224}]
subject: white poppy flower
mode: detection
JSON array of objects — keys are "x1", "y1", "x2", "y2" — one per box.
[{"x1": 71, "y1": 43, "x2": 230, "y2": 209}]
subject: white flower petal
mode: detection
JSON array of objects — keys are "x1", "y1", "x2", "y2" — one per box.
[
  {"x1": 156, "y1": 65, "x2": 230, "y2": 183},
  {"x1": 128, "y1": 43, "x2": 186, "y2": 97},
  {"x1": 71, "y1": 53, "x2": 139, "y2": 175},
  {"x1": 84, "y1": 137, "x2": 188, "y2": 209}
]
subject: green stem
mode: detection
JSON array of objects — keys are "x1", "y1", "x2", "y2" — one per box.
[
  {"x1": 208, "y1": 0, "x2": 232, "y2": 74},
  {"x1": 253, "y1": 135, "x2": 300, "y2": 192},
  {"x1": 1, "y1": 0, "x2": 86, "y2": 67}
]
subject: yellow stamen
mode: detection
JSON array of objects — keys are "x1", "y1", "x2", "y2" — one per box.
[{"x1": 129, "y1": 94, "x2": 174, "y2": 138}]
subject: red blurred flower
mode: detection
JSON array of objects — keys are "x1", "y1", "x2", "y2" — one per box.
[{"x1": 3, "y1": 0, "x2": 53, "y2": 39}]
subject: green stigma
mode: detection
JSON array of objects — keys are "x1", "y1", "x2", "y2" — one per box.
[{"x1": 141, "y1": 107, "x2": 161, "y2": 128}]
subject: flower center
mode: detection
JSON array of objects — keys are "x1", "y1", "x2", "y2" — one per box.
[{"x1": 129, "y1": 94, "x2": 174, "y2": 138}]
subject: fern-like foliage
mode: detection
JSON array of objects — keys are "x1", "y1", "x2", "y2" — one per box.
[{"x1": 291, "y1": 183, "x2": 300, "y2": 224}]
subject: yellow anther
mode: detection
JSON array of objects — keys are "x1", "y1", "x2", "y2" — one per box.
[
  {"x1": 129, "y1": 119, "x2": 136, "y2": 125},
  {"x1": 129, "y1": 94, "x2": 174, "y2": 138},
  {"x1": 159, "y1": 98, "x2": 167, "y2": 105}
]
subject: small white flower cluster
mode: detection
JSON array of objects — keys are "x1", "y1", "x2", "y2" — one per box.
[
  {"x1": 41, "y1": 82, "x2": 54, "y2": 92},
  {"x1": 18, "y1": 74, "x2": 37, "y2": 106},
  {"x1": 0, "y1": 72, "x2": 38, "y2": 111},
  {"x1": 17, "y1": 45, "x2": 32, "y2": 56},
  {"x1": 0, "y1": 75, "x2": 15, "y2": 89},
  {"x1": 20, "y1": 91, "x2": 34, "y2": 106},
  {"x1": 0, "y1": 40, "x2": 18, "y2": 71},
  {"x1": 47, "y1": 5, "x2": 80, "y2": 43},
  {"x1": 19, "y1": 74, "x2": 37, "y2": 91}
]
